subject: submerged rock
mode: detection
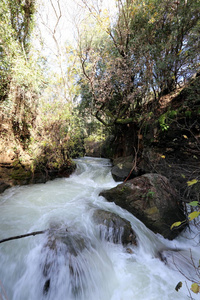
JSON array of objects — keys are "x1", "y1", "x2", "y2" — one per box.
[
  {"x1": 41, "y1": 219, "x2": 129, "y2": 298},
  {"x1": 41, "y1": 212, "x2": 137, "y2": 297},
  {"x1": 41, "y1": 228, "x2": 93, "y2": 297},
  {"x1": 100, "y1": 173, "x2": 186, "y2": 240},
  {"x1": 93, "y1": 209, "x2": 137, "y2": 246}
]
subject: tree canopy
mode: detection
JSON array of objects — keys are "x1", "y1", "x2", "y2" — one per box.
[
  {"x1": 77, "y1": 0, "x2": 200, "y2": 126},
  {"x1": 0, "y1": 0, "x2": 199, "y2": 164}
]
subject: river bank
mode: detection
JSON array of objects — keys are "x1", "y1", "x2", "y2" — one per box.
[{"x1": 0, "y1": 158, "x2": 76, "y2": 194}]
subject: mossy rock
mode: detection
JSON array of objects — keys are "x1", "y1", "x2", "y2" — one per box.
[
  {"x1": 11, "y1": 167, "x2": 32, "y2": 183},
  {"x1": 100, "y1": 173, "x2": 186, "y2": 240}
]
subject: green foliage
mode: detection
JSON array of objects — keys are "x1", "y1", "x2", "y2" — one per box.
[
  {"x1": 146, "y1": 190, "x2": 155, "y2": 199},
  {"x1": 0, "y1": 0, "x2": 37, "y2": 99},
  {"x1": 0, "y1": 0, "x2": 46, "y2": 166},
  {"x1": 129, "y1": 0, "x2": 200, "y2": 95},
  {"x1": 189, "y1": 201, "x2": 199, "y2": 207},
  {"x1": 168, "y1": 110, "x2": 177, "y2": 119},
  {"x1": 185, "y1": 110, "x2": 192, "y2": 118},
  {"x1": 78, "y1": 0, "x2": 200, "y2": 127},
  {"x1": 158, "y1": 114, "x2": 169, "y2": 131},
  {"x1": 0, "y1": 0, "x2": 42, "y2": 143},
  {"x1": 158, "y1": 109, "x2": 179, "y2": 131},
  {"x1": 7, "y1": 0, "x2": 36, "y2": 52},
  {"x1": 120, "y1": 186, "x2": 128, "y2": 193}
]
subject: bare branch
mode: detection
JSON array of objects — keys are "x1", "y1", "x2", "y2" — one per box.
[
  {"x1": 49, "y1": 0, "x2": 62, "y2": 35},
  {"x1": 0, "y1": 230, "x2": 47, "y2": 244}
]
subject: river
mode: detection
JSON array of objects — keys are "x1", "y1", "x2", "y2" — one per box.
[{"x1": 0, "y1": 157, "x2": 199, "y2": 300}]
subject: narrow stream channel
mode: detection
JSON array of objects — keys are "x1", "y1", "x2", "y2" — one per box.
[{"x1": 0, "y1": 157, "x2": 199, "y2": 300}]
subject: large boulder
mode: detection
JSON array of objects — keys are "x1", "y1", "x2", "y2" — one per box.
[
  {"x1": 93, "y1": 209, "x2": 137, "y2": 246},
  {"x1": 100, "y1": 173, "x2": 186, "y2": 240}
]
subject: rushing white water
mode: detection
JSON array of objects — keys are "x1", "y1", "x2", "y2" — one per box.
[{"x1": 0, "y1": 157, "x2": 199, "y2": 300}]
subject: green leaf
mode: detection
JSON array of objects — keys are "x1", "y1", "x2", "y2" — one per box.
[
  {"x1": 187, "y1": 179, "x2": 198, "y2": 186},
  {"x1": 188, "y1": 211, "x2": 200, "y2": 221},
  {"x1": 189, "y1": 201, "x2": 199, "y2": 207},
  {"x1": 191, "y1": 283, "x2": 200, "y2": 294},
  {"x1": 171, "y1": 221, "x2": 182, "y2": 230}
]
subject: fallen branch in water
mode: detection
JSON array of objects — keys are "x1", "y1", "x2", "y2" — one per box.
[{"x1": 0, "y1": 230, "x2": 48, "y2": 244}]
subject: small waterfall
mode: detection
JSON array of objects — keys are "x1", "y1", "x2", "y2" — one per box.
[
  {"x1": 12, "y1": 227, "x2": 116, "y2": 300},
  {"x1": 0, "y1": 157, "x2": 199, "y2": 300}
]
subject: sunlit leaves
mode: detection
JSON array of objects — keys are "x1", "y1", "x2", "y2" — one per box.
[
  {"x1": 191, "y1": 283, "x2": 200, "y2": 294},
  {"x1": 188, "y1": 211, "x2": 200, "y2": 221},
  {"x1": 95, "y1": 9, "x2": 111, "y2": 32},
  {"x1": 171, "y1": 199, "x2": 200, "y2": 230},
  {"x1": 170, "y1": 221, "x2": 183, "y2": 230},
  {"x1": 187, "y1": 179, "x2": 199, "y2": 186},
  {"x1": 189, "y1": 201, "x2": 199, "y2": 207}
]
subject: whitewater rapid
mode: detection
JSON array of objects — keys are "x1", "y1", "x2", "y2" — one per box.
[{"x1": 0, "y1": 157, "x2": 199, "y2": 300}]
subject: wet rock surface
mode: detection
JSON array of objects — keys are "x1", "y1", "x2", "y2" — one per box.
[
  {"x1": 100, "y1": 173, "x2": 186, "y2": 240},
  {"x1": 93, "y1": 209, "x2": 137, "y2": 245},
  {"x1": 111, "y1": 156, "x2": 143, "y2": 182}
]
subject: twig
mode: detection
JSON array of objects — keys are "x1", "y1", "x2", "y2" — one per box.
[
  {"x1": 0, "y1": 230, "x2": 48, "y2": 244},
  {"x1": 185, "y1": 281, "x2": 195, "y2": 300},
  {"x1": 124, "y1": 146, "x2": 137, "y2": 183},
  {"x1": 124, "y1": 125, "x2": 142, "y2": 183}
]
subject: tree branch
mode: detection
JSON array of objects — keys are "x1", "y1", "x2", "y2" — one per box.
[{"x1": 0, "y1": 230, "x2": 48, "y2": 244}]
